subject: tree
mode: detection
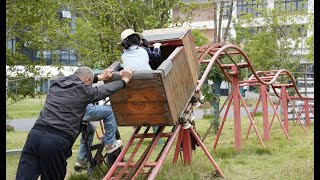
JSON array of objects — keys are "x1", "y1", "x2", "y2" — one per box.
[
  {"x1": 6, "y1": 0, "x2": 181, "y2": 105},
  {"x1": 173, "y1": 1, "x2": 236, "y2": 133},
  {"x1": 66, "y1": 0, "x2": 180, "y2": 68},
  {"x1": 6, "y1": 0, "x2": 71, "y2": 105},
  {"x1": 233, "y1": 1, "x2": 313, "y2": 76}
]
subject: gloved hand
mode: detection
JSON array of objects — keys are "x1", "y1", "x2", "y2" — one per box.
[{"x1": 153, "y1": 42, "x2": 162, "y2": 49}]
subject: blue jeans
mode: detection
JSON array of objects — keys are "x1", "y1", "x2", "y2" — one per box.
[{"x1": 77, "y1": 104, "x2": 117, "y2": 160}]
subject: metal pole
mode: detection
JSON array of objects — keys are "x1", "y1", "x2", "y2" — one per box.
[
  {"x1": 281, "y1": 86, "x2": 289, "y2": 134},
  {"x1": 231, "y1": 66, "x2": 242, "y2": 150},
  {"x1": 261, "y1": 84, "x2": 270, "y2": 141},
  {"x1": 305, "y1": 64, "x2": 307, "y2": 96}
]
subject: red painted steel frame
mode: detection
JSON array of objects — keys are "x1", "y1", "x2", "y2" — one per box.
[
  {"x1": 173, "y1": 125, "x2": 224, "y2": 177},
  {"x1": 244, "y1": 84, "x2": 290, "y2": 141},
  {"x1": 104, "y1": 127, "x2": 142, "y2": 180},
  {"x1": 212, "y1": 65, "x2": 265, "y2": 150},
  {"x1": 102, "y1": 42, "x2": 314, "y2": 179},
  {"x1": 294, "y1": 99, "x2": 314, "y2": 127},
  {"x1": 196, "y1": 43, "x2": 313, "y2": 150}
]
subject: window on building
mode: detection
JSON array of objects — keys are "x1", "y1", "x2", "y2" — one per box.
[
  {"x1": 279, "y1": 25, "x2": 308, "y2": 38},
  {"x1": 222, "y1": 1, "x2": 232, "y2": 19},
  {"x1": 237, "y1": 0, "x2": 268, "y2": 17},
  {"x1": 241, "y1": 26, "x2": 263, "y2": 35},
  {"x1": 60, "y1": 50, "x2": 70, "y2": 65},
  {"x1": 70, "y1": 50, "x2": 77, "y2": 65},
  {"x1": 274, "y1": 0, "x2": 308, "y2": 12}
]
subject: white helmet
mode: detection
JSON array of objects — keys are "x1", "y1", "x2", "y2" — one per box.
[{"x1": 121, "y1": 29, "x2": 142, "y2": 41}]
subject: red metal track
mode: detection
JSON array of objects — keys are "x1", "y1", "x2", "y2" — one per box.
[
  {"x1": 103, "y1": 43, "x2": 313, "y2": 179},
  {"x1": 195, "y1": 43, "x2": 314, "y2": 150}
]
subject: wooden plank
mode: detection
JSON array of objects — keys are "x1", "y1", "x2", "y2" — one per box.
[
  {"x1": 110, "y1": 72, "x2": 173, "y2": 126},
  {"x1": 164, "y1": 46, "x2": 195, "y2": 120},
  {"x1": 182, "y1": 31, "x2": 199, "y2": 85},
  {"x1": 111, "y1": 87, "x2": 166, "y2": 102},
  {"x1": 116, "y1": 113, "x2": 173, "y2": 126},
  {"x1": 112, "y1": 102, "x2": 168, "y2": 115}
]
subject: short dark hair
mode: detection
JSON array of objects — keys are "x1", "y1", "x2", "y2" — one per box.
[{"x1": 121, "y1": 34, "x2": 141, "y2": 49}]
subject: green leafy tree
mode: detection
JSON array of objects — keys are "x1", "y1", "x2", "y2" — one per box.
[
  {"x1": 6, "y1": 0, "x2": 181, "y2": 106},
  {"x1": 234, "y1": 1, "x2": 313, "y2": 76},
  {"x1": 174, "y1": 1, "x2": 235, "y2": 133},
  {"x1": 209, "y1": 0, "x2": 235, "y2": 133},
  {"x1": 6, "y1": 0, "x2": 71, "y2": 105},
  {"x1": 66, "y1": 0, "x2": 180, "y2": 68}
]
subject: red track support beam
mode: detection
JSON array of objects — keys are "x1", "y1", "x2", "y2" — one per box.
[
  {"x1": 182, "y1": 128, "x2": 192, "y2": 165},
  {"x1": 304, "y1": 99, "x2": 310, "y2": 126},
  {"x1": 189, "y1": 127, "x2": 224, "y2": 177},
  {"x1": 173, "y1": 126, "x2": 192, "y2": 165},
  {"x1": 174, "y1": 124, "x2": 224, "y2": 177},
  {"x1": 281, "y1": 86, "x2": 289, "y2": 134},
  {"x1": 231, "y1": 66, "x2": 242, "y2": 150},
  {"x1": 261, "y1": 84, "x2": 270, "y2": 141}
]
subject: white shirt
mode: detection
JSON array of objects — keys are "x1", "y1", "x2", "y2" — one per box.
[{"x1": 121, "y1": 45, "x2": 152, "y2": 71}]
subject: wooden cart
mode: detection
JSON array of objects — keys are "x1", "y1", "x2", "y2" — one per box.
[{"x1": 108, "y1": 27, "x2": 199, "y2": 126}]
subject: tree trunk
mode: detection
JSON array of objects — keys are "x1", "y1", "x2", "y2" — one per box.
[
  {"x1": 217, "y1": 0, "x2": 223, "y2": 43},
  {"x1": 223, "y1": 1, "x2": 234, "y2": 44},
  {"x1": 211, "y1": 77, "x2": 222, "y2": 134},
  {"x1": 213, "y1": 1, "x2": 218, "y2": 43}
]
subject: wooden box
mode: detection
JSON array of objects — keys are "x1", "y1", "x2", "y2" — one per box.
[{"x1": 109, "y1": 27, "x2": 199, "y2": 126}]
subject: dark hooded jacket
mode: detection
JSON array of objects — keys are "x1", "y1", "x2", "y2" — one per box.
[{"x1": 33, "y1": 75, "x2": 126, "y2": 147}]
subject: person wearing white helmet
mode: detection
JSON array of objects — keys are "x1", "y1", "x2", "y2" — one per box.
[
  {"x1": 120, "y1": 29, "x2": 162, "y2": 70},
  {"x1": 120, "y1": 28, "x2": 163, "y2": 144}
]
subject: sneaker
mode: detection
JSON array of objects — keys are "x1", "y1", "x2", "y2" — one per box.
[
  {"x1": 74, "y1": 157, "x2": 88, "y2": 169},
  {"x1": 105, "y1": 140, "x2": 122, "y2": 154}
]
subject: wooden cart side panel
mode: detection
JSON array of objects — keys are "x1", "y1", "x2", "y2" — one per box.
[
  {"x1": 182, "y1": 30, "x2": 199, "y2": 86},
  {"x1": 163, "y1": 46, "x2": 196, "y2": 121},
  {"x1": 115, "y1": 114, "x2": 171, "y2": 126},
  {"x1": 110, "y1": 73, "x2": 172, "y2": 126}
]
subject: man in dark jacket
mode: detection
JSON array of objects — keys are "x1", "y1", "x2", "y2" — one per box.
[{"x1": 16, "y1": 67, "x2": 133, "y2": 180}]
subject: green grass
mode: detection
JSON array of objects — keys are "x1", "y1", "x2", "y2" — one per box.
[
  {"x1": 6, "y1": 118, "x2": 314, "y2": 180},
  {"x1": 6, "y1": 96, "x2": 46, "y2": 119}
]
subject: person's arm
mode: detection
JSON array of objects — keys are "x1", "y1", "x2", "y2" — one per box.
[
  {"x1": 86, "y1": 69, "x2": 133, "y2": 103},
  {"x1": 93, "y1": 74, "x2": 99, "y2": 83},
  {"x1": 93, "y1": 69, "x2": 114, "y2": 83}
]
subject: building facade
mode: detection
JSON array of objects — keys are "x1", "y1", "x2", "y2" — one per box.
[{"x1": 172, "y1": 0, "x2": 314, "y2": 95}]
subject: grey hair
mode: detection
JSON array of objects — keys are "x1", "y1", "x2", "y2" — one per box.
[{"x1": 73, "y1": 67, "x2": 94, "y2": 83}]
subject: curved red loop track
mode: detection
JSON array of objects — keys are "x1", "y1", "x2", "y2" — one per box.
[{"x1": 195, "y1": 43, "x2": 313, "y2": 101}]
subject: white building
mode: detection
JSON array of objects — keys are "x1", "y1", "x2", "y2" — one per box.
[{"x1": 172, "y1": 0, "x2": 314, "y2": 95}]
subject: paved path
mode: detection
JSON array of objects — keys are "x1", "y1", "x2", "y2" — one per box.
[
  {"x1": 8, "y1": 106, "x2": 279, "y2": 132},
  {"x1": 7, "y1": 118, "x2": 37, "y2": 132}
]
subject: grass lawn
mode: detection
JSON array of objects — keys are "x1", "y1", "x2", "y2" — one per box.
[
  {"x1": 6, "y1": 96, "x2": 46, "y2": 119},
  {"x1": 6, "y1": 116, "x2": 314, "y2": 180}
]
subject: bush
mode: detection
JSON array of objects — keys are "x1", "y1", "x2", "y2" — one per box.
[{"x1": 6, "y1": 113, "x2": 15, "y2": 132}]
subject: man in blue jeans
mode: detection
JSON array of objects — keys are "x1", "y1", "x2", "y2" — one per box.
[{"x1": 75, "y1": 103, "x2": 118, "y2": 168}]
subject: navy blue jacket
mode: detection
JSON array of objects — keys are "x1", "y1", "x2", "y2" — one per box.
[{"x1": 143, "y1": 47, "x2": 161, "y2": 70}]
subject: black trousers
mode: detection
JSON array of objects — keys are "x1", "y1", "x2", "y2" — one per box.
[{"x1": 16, "y1": 129, "x2": 72, "y2": 180}]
